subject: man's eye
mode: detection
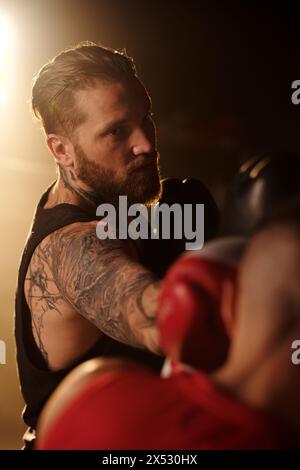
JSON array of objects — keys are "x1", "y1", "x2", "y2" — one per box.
[{"x1": 109, "y1": 127, "x2": 122, "y2": 137}]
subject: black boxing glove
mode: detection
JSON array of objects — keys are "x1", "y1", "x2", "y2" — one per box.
[
  {"x1": 135, "y1": 177, "x2": 220, "y2": 277},
  {"x1": 221, "y1": 151, "x2": 300, "y2": 237}
]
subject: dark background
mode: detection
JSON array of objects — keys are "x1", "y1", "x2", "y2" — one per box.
[
  {"x1": 0, "y1": 0, "x2": 299, "y2": 449},
  {"x1": 3, "y1": 0, "x2": 300, "y2": 201},
  {"x1": 50, "y1": 0, "x2": 300, "y2": 203}
]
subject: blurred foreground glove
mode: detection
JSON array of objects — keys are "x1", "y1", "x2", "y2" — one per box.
[
  {"x1": 158, "y1": 236, "x2": 246, "y2": 372},
  {"x1": 137, "y1": 177, "x2": 220, "y2": 277}
]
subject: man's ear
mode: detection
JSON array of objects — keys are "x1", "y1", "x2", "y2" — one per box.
[{"x1": 46, "y1": 134, "x2": 75, "y2": 169}]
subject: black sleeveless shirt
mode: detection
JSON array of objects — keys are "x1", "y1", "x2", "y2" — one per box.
[{"x1": 15, "y1": 184, "x2": 164, "y2": 434}]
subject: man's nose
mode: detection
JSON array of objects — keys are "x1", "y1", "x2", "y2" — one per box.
[{"x1": 131, "y1": 127, "x2": 156, "y2": 156}]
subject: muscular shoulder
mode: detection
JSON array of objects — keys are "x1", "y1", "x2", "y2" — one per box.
[
  {"x1": 25, "y1": 220, "x2": 138, "y2": 313},
  {"x1": 43, "y1": 220, "x2": 137, "y2": 265},
  {"x1": 29, "y1": 220, "x2": 135, "y2": 276}
]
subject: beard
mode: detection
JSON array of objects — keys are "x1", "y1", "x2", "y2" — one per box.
[{"x1": 74, "y1": 143, "x2": 162, "y2": 207}]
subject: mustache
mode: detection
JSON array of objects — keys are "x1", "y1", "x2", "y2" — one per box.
[{"x1": 129, "y1": 151, "x2": 159, "y2": 172}]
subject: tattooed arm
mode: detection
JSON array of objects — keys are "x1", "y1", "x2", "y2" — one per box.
[{"x1": 46, "y1": 221, "x2": 162, "y2": 355}]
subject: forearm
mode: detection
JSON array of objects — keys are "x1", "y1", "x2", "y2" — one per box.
[{"x1": 126, "y1": 280, "x2": 162, "y2": 355}]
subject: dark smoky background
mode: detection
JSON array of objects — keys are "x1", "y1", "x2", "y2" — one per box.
[{"x1": 0, "y1": 0, "x2": 299, "y2": 448}]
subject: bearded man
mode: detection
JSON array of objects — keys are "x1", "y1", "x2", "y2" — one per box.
[{"x1": 15, "y1": 42, "x2": 165, "y2": 449}]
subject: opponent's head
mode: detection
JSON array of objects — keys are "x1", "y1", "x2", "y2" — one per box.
[{"x1": 229, "y1": 205, "x2": 300, "y2": 372}]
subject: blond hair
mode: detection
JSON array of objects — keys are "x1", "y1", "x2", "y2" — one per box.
[{"x1": 32, "y1": 41, "x2": 136, "y2": 136}]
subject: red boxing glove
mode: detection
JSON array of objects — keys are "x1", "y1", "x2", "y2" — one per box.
[{"x1": 158, "y1": 237, "x2": 246, "y2": 372}]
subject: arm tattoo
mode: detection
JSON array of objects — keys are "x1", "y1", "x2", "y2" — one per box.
[
  {"x1": 44, "y1": 223, "x2": 160, "y2": 349},
  {"x1": 25, "y1": 247, "x2": 64, "y2": 365}
]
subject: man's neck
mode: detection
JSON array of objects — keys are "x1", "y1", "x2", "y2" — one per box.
[{"x1": 45, "y1": 172, "x2": 97, "y2": 216}]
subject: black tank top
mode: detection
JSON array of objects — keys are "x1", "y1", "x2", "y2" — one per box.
[{"x1": 15, "y1": 183, "x2": 164, "y2": 432}]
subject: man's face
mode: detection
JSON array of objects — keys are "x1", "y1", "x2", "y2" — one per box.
[{"x1": 70, "y1": 77, "x2": 161, "y2": 206}]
